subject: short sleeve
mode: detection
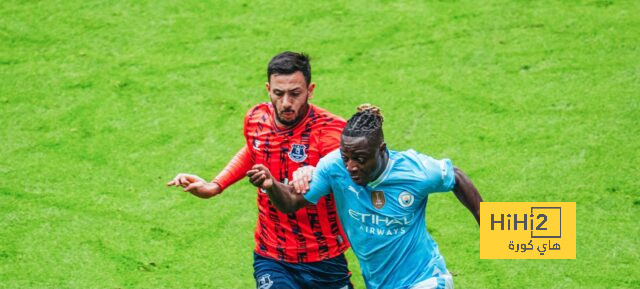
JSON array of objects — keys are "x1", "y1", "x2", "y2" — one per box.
[
  {"x1": 303, "y1": 156, "x2": 334, "y2": 204},
  {"x1": 432, "y1": 158, "x2": 456, "y2": 192},
  {"x1": 412, "y1": 150, "x2": 456, "y2": 193}
]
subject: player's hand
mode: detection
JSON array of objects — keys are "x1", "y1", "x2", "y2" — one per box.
[
  {"x1": 183, "y1": 181, "x2": 222, "y2": 199},
  {"x1": 167, "y1": 173, "x2": 206, "y2": 188},
  {"x1": 247, "y1": 164, "x2": 274, "y2": 190},
  {"x1": 291, "y1": 165, "x2": 315, "y2": 194},
  {"x1": 167, "y1": 173, "x2": 221, "y2": 198}
]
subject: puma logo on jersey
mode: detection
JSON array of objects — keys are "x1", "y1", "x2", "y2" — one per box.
[{"x1": 348, "y1": 185, "x2": 360, "y2": 198}]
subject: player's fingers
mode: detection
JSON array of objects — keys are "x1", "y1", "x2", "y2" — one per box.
[
  {"x1": 252, "y1": 173, "x2": 265, "y2": 187},
  {"x1": 169, "y1": 175, "x2": 178, "y2": 185},
  {"x1": 183, "y1": 183, "x2": 196, "y2": 192},
  {"x1": 293, "y1": 180, "x2": 301, "y2": 194},
  {"x1": 255, "y1": 166, "x2": 268, "y2": 177},
  {"x1": 249, "y1": 171, "x2": 263, "y2": 183},
  {"x1": 185, "y1": 182, "x2": 203, "y2": 192},
  {"x1": 182, "y1": 176, "x2": 194, "y2": 187},
  {"x1": 265, "y1": 167, "x2": 273, "y2": 177},
  {"x1": 186, "y1": 174, "x2": 203, "y2": 183},
  {"x1": 296, "y1": 181, "x2": 306, "y2": 193}
]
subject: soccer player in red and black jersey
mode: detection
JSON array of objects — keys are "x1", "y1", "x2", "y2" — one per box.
[{"x1": 168, "y1": 52, "x2": 352, "y2": 289}]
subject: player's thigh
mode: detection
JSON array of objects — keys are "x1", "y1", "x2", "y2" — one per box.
[{"x1": 253, "y1": 253, "x2": 301, "y2": 289}]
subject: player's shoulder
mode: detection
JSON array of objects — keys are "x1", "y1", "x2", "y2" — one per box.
[
  {"x1": 394, "y1": 149, "x2": 454, "y2": 181},
  {"x1": 394, "y1": 149, "x2": 425, "y2": 162},
  {"x1": 244, "y1": 102, "x2": 272, "y2": 120},
  {"x1": 393, "y1": 149, "x2": 440, "y2": 170},
  {"x1": 317, "y1": 148, "x2": 343, "y2": 170},
  {"x1": 309, "y1": 104, "x2": 346, "y2": 126}
]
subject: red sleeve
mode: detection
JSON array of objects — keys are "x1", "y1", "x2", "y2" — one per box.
[
  {"x1": 319, "y1": 116, "x2": 346, "y2": 156},
  {"x1": 212, "y1": 105, "x2": 262, "y2": 191},
  {"x1": 212, "y1": 145, "x2": 254, "y2": 191}
]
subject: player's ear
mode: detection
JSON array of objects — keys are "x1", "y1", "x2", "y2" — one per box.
[
  {"x1": 307, "y1": 82, "x2": 316, "y2": 100},
  {"x1": 379, "y1": 142, "x2": 387, "y2": 153},
  {"x1": 265, "y1": 82, "x2": 270, "y2": 93}
]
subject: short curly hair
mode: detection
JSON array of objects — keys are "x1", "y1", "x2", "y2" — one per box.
[{"x1": 267, "y1": 51, "x2": 311, "y2": 84}]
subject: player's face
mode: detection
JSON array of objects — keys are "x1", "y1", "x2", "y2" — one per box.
[
  {"x1": 340, "y1": 135, "x2": 386, "y2": 186},
  {"x1": 266, "y1": 71, "x2": 315, "y2": 128}
]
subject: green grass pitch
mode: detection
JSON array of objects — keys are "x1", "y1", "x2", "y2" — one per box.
[{"x1": 1, "y1": 0, "x2": 638, "y2": 288}]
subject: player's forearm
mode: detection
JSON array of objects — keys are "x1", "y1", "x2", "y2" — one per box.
[
  {"x1": 452, "y1": 167, "x2": 483, "y2": 225},
  {"x1": 190, "y1": 182, "x2": 220, "y2": 199},
  {"x1": 212, "y1": 146, "x2": 254, "y2": 191},
  {"x1": 266, "y1": 182, "x2": 306, "y2": 214}
]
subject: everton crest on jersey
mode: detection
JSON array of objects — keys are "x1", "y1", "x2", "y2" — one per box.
[{"x1": 288, "y1": 143, "x2": 308, "y2": 163}]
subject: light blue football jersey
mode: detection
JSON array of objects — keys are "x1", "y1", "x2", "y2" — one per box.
[{"x1": 304, "y1": 148, "x2": 456, "y2": 289}]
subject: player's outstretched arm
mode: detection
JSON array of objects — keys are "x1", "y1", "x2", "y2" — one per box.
[
  {"x1": 247, "y1": 164, "x2": 311, "y2": 213},
  {"x1": 452, "y1": 167, "x2": 483, "y2": 225},
  {"x1": 167, "y1": 146, "x2": 255, "y2": 199},
  {"x1": 211, "y1": 146, "x2": 254, "y2": 191},
  {"x1": 167, "y1": 173, "x2": 222, "y2": 199}
]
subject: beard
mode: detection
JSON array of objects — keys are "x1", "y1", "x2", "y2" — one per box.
[
  {"x1": 275, "y1": 108, "x2": 305, "y2": 127},
  {"x1": 273, "y1": 95, "x2": 309, "y2": 127}
]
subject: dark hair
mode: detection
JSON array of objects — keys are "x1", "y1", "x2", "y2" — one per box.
[
  {"x1": 342, "y1": 104, "x2": 385, "y2": 145},
  {"x1": 267, "y1": 51, "x2": 311, "y2": 84}
]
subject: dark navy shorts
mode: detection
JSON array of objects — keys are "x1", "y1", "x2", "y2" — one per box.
[{"x1": 253, "y1": 252, "x2": 353, "y2": 289}]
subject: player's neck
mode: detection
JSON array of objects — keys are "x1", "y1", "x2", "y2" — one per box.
[{"x1": 369, "y1": 150, "x2": 389, "y2": 184}]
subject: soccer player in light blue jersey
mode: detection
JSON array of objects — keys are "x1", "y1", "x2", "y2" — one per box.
[{"x1": 247, "y1": 104, "x2": 483, "y2": 289}]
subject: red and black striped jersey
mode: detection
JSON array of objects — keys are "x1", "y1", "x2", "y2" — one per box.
[{"x1": 244, "y1": 103, "x2": 349, "y2": 263}]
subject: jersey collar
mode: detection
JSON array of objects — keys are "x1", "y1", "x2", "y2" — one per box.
[{"x1": 367, "y1": 149, "x2": 394, "y2": 189}]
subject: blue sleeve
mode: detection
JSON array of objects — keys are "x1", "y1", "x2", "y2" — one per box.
[
  {"x1": 303, "y1": 157, "x2": 333, "y2": 204},
  {"x1": 412, "y1": 150, "x2": 456, "y2": 194},
  {"x1": 432, "y1": 158, "x2": 456, "y2": 193}
]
